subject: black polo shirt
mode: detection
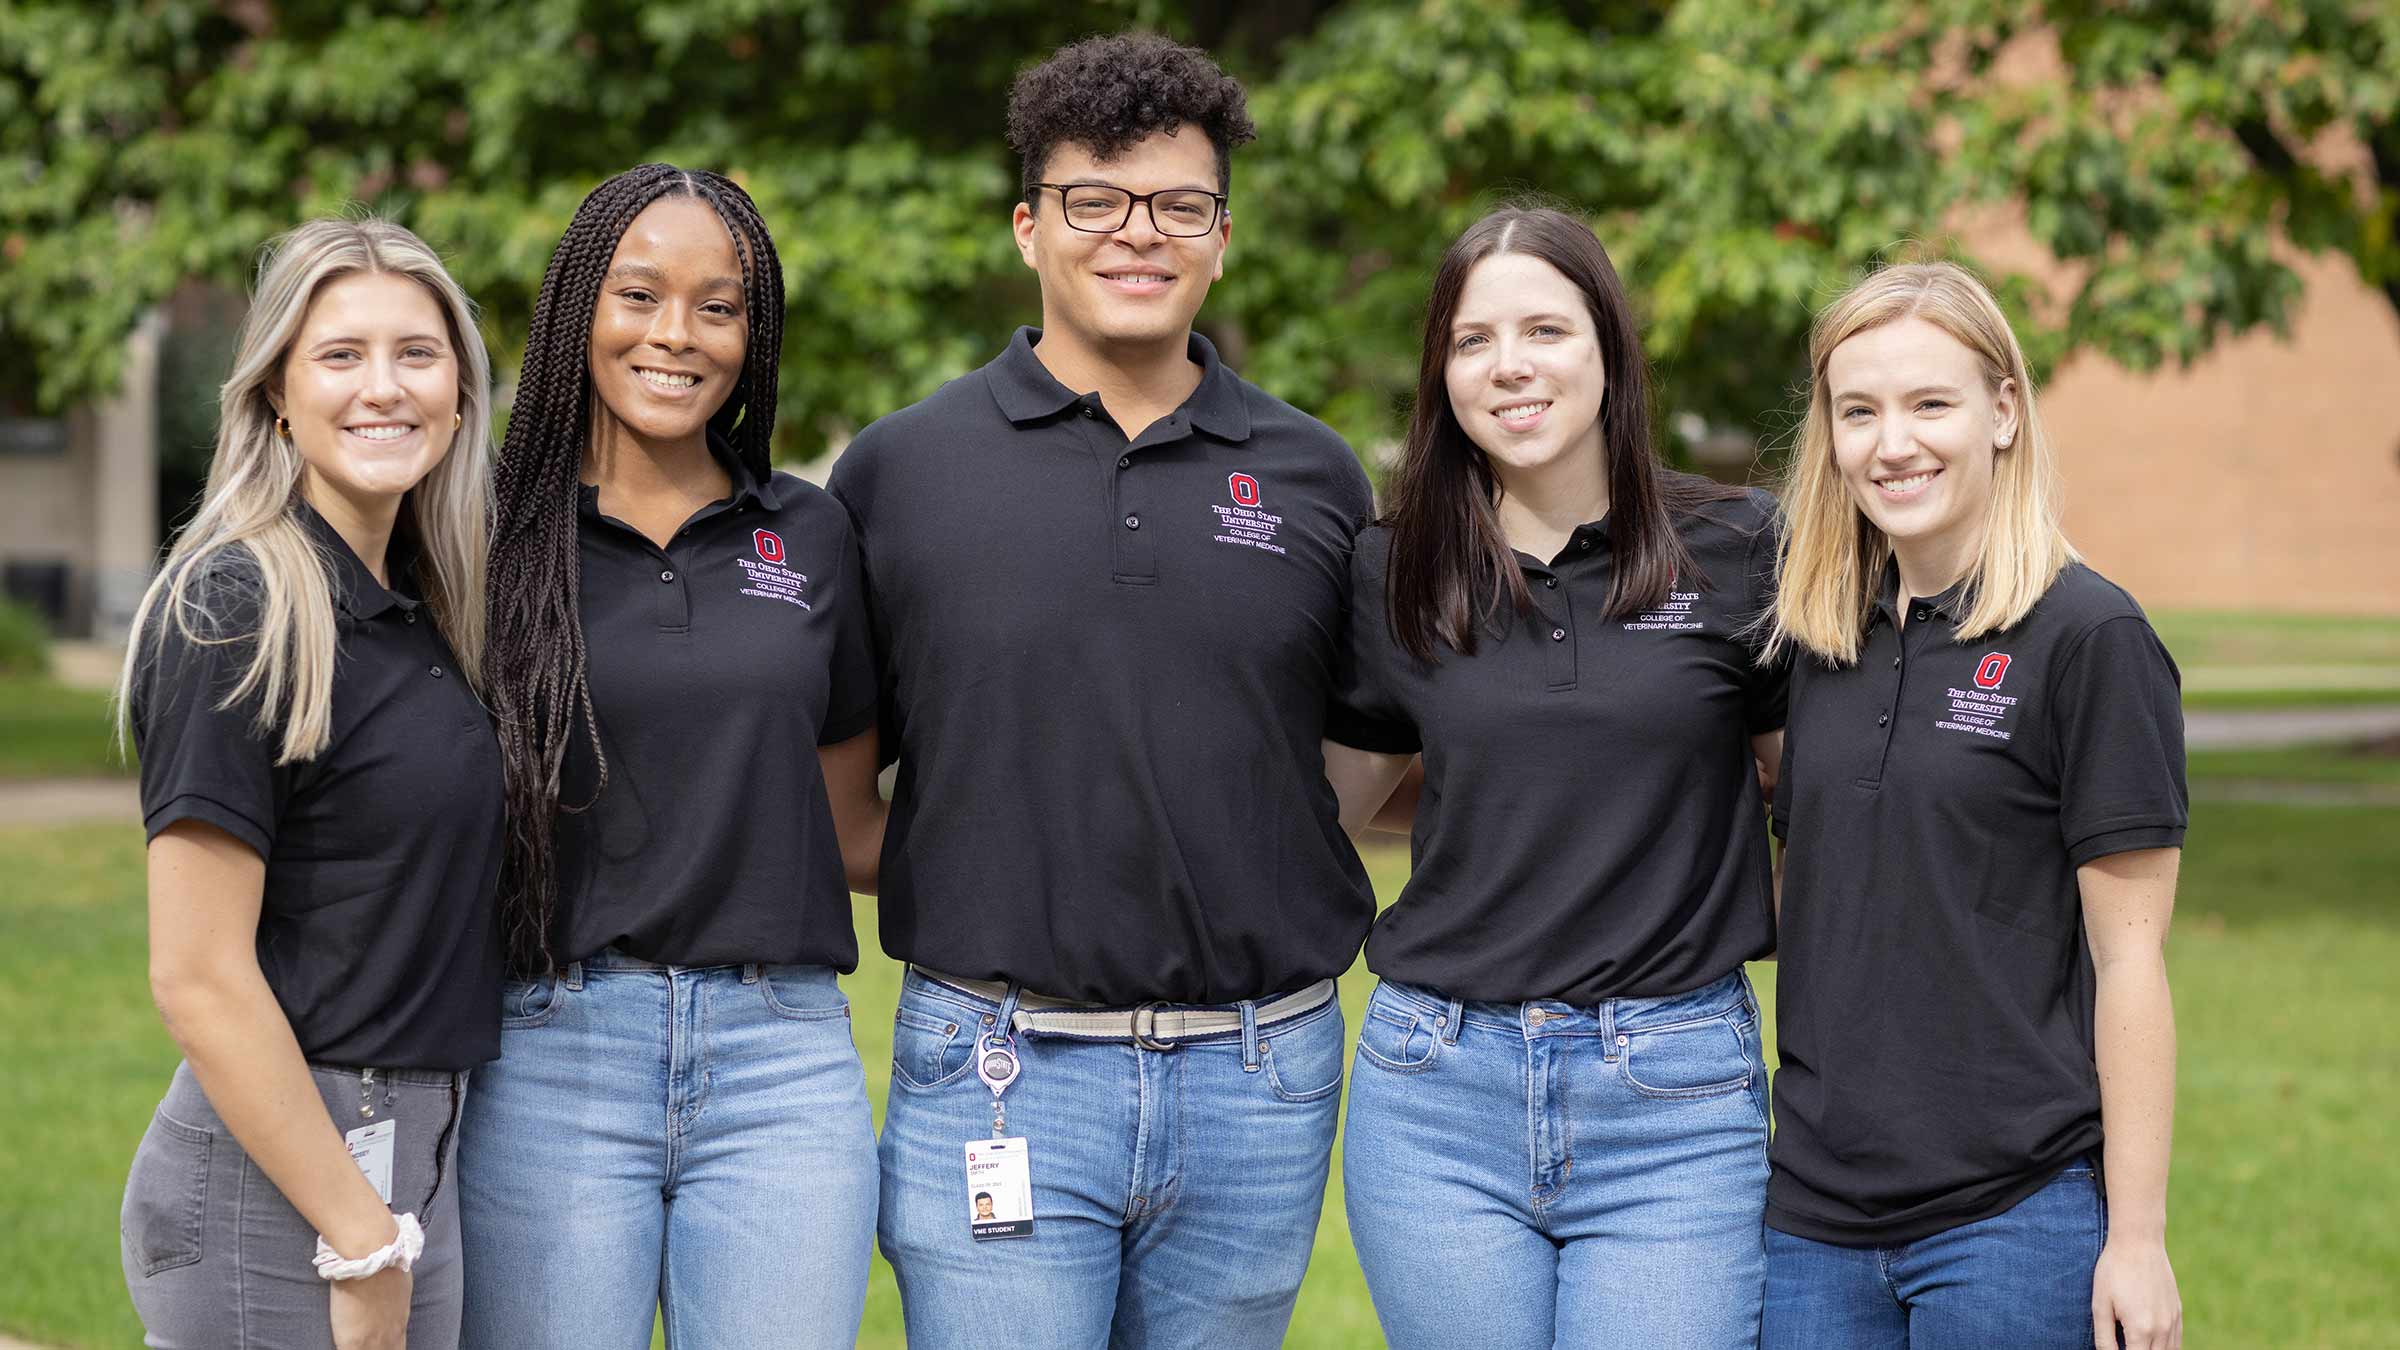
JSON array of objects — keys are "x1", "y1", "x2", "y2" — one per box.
[
  {"x1": 134, "y1": 503, "x2": 505, "y2": 1071},
  {"x1": 1767, "y1": 560, "x2": 2187, "y2": 1246},
  {"x1": 828, "y1": 327, "x2": 1377, "y2": 1004},
  {"x1": 1329, "y1": 486, "x2": 1786, "y2": 1003},
  {"x1": 552, "y1": 440, "x2": 876, "y2": 969}
]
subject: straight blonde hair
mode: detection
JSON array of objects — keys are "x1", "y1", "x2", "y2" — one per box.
[
  {"x1": 1769, "y1": 261, "x2": 2075, "y2": 665},
  {"x1": 116, "y1": 217, "x2": 494, "y2": 763}
]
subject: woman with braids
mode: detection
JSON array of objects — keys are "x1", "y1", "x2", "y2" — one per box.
[
  {"x1": 1322, "y1": 207, "x2": 1786, "y2": 1348},
  {"x1": 118, "y1": 217, "x2": 500, "y2": 1349},
  {"x1": 456, "y1": 165, "x2": 884, "y2": 1346}
]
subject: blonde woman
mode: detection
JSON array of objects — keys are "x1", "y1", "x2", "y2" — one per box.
[
  {"x1": 116, "y1": 218, "x2": 500, "y2": 1350},
  {"x1": 1762, "y1": 262, "x2": 2186, "y2": 1350}
]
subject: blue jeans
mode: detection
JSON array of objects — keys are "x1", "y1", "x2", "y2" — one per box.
[
  {"x1": 1344, "y1": 972, "x2": 1770, "y2": 1350},
  {"x1": 876, "y1": 970, "x2": 1345, "y2": 1350},
  {"x1": 455, "y1": 953, "x2": 877, "y2": 1349},
  {"x1": 1762, "y1": 1164, "x2": 2105, "y2": 1350}
]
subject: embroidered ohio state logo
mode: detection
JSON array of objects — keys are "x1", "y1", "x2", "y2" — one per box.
[
  {"x1": 1974, "y1": 652, "x2": 2012, "y2": 689},
  {"x1": 752, "y1": 529, "x2": 786, "y2": 565},
  {"x1": 1228, "y1": 473, "x2": 1261, "y2": 508}
]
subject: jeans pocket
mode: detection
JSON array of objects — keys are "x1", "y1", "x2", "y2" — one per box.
[
  {"x1": 500, "y1": 975, "x2": 563, "y2": 1029},
  {"x1": 1622, "y1": 1014, "x2": 1753, "y2": 1100},
  {"x1": 1354, "y1": 1000, "x2": 1439, "y2": 1075},
  {"x1": 1262, "y1": 1006, "x2": 1345, "y2": 1103},
  {"x1": 122, "y1": 1110, "x2": 210, "y2": 1277},
  {"x1": 889, "y1": 1003, "x2": 977, "y2": 1090},
  {"x1": 758, "y1": 965, "x2": 851, "y2": 1021}
]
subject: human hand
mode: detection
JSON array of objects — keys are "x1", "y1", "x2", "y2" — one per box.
[
  {"x1": 329, "y1": 1266, "x2": 413, "y2": 1350},
  {"x1": 2092, "y1": 1237, "x2": 2180, "y2": 1350}
]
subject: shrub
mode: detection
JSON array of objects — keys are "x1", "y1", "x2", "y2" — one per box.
[{"x1": 0, "y1": 599, "x2": 54, "y2": 678}]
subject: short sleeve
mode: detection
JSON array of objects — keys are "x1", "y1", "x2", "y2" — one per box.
[
  {"x1": 817, "y1": 512, "x2": 879, "y2": 747},
  {"x1": 130, "y1": 564, "x2": 285, "y2": 858},
  {"x1": 1323, "y1": 531, "x2": 1421, "y2": 755},
  {"x1": 2051, "y1": 614, "x2": 2187, "y2": 866},
  {"x1": 1738, "y1": 492, "x2": 1791, "y2": 735}
]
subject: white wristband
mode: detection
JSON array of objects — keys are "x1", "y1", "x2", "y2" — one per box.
[{"x1": 312, "y1": 1212, "x2": 423, "y2": 1281}]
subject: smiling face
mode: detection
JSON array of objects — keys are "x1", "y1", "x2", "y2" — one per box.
[
  {"x1": 1012, "y1": 124, "x2": 1228, "y2": 357},
  {"x1": 1825, "y1": 315, "x2": 2020, "y2": 571},
  {"x1": 275, "y1": 271, "x2": 461, "y2": 516},
  {"x1": 1443, "y1": 253, "x2": 1608, "y2": 481},
  {"x1": 588, "y1": 196, "x2": 749, "y2": 452}
]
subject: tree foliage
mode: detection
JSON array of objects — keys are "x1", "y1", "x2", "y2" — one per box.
[{"x1": 3, "y1": 0, "x2": 2392, "y2": 463}]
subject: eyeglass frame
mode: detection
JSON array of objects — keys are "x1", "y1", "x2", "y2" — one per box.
[{"x1": 1026, "y1": 182, "x2": 1230, "y2": 237}]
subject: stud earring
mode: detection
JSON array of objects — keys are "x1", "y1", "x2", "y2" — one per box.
[
  {"x1": 1996, "y1": 433, "x2": 2013, "y2": 448},
  {"x1": 453, "y1": 411, "x2": 463, "y2": 430}
]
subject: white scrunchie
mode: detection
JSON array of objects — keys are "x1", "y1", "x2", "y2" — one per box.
[{"x1": 312, "y1": 1212, "x2": 424, "y2": 1281}]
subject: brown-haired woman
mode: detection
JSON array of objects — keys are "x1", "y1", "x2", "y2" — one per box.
[
  {"x1": 456, "y1": 165, "x2": 885, "y2": 1347},
  {"x1": 1324, "y1": 206, "x2": 1786, "y2": 1348}
]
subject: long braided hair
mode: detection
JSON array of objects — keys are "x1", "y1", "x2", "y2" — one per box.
[{"x1": 485, "y1": 164, "x2": 786, "y2": 973}]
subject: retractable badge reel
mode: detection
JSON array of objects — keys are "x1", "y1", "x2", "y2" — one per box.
[{"x1": 978, "y1": 1033, "x2": 1020, "y2": 1137}]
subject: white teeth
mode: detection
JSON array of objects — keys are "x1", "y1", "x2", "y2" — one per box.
[
  {"x1": 347, "y1": 425, "x2": 413, "y2": 441},
  {"x1": 1103, "y1": 273, "x2": 1171, "y2": 283},
  {"x1": 1879, "y1": 470, "x2": 1938, "y2": 493},
  {"x1": 637, "y1": 369, "x2": 699, "y2": 389},
  {"x1": 1496, "y1": 401, "x2": 1550, "y2": 424}
]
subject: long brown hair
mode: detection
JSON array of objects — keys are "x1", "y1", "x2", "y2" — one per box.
[
  {"x1": 484, "y1": 164, "x2": 786, "y2": 973},
  {"x1": 1382, "y1": 206, "x2": 1740, "y2": 662}
]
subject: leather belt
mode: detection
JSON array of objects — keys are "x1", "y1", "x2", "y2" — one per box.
[{"x1": 912, "y1": 968, "x2": 1338, "y2": 1050}]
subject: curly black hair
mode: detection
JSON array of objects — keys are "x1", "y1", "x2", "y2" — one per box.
[{"x1": 1006, "y1": 32, "x2": 1257, "y2": 202}]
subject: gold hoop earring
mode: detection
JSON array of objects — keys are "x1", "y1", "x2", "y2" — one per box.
[
  {"x1": 453, "y1": 411, "x2": 463, "y2": 430},
  {"x1": 275, "y1": 416, "x2": 290, "y2": 440}
]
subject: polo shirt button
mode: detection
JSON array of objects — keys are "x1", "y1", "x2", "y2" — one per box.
[
  {"x1": 403, "y1": 611, "x2": 416, "y2": 625},
  {"x1": 1081, "y1": 404, "x2": 1097, "y2": 418},
  {"x1": 430, "y1": 665, "x2": 445, "y2": 679},
  {"x1": 1543, "y1": 577, "x2": 1557, "y2": 589},
  {"x1": 1577, "y1": 537, "x2": 1592, "y2": 551},
  {"x1": 1550, "y1": 628, "x2": 1567, "y2": 642},
  {"x1": 1892, "y1": 656, "x2": 1901, "y2": 669},
  {"x1": 1117, "y1": 456, "x2": 1130, "y2": 469},
  {"x1": 1124, "y1": 514, "x2": 1141, "y2": 530},
  {"x1": 660, "y1": 569, "x2": 675, "y2": 583},
  {"x1": 1877, "y1": 711, "x2": 1889, "y2": 726}
]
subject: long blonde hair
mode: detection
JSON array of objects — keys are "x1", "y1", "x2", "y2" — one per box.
[
  {"x1": 1770, "y1": 261, "x2": 2074, "y2": 665},
  {"x1": 116, "y1": 217, "x2": 494, "y2": 763}
]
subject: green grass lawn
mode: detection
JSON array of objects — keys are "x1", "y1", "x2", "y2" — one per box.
[
  {"x1": 2, "y1": 760, "x2": 2395, "y2": 1348},
  {"x1": 0, "y1": 677, "x2": 128, "y2": 780},
  {"x1": 2156, "y1": 610, "x2": 2400, "y2": 708}
]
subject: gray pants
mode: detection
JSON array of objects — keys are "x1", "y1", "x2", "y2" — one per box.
[{"x1": 121, "y1": 1060, "x2": 469, "y2": 1349}]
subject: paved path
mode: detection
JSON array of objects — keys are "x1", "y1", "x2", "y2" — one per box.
[
  {"x1": 0, "y1": 778, "x2": 138, "y2": 829},
  {"x1": 2183, "y1": 705, "x2": 2400, "y2": 749}
]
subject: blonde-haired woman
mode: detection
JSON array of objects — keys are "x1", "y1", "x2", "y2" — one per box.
[
  {"x1": 117, "y1": 217, "x2": 501, "y2": 1350},
  {"x1": 1762, "y1": 261, "x2": 2186, "y2": 1350}
]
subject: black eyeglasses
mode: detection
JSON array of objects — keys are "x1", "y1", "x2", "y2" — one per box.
[{"x1": 1029, "y1": 183, "x2": 1227, "y2": 237}]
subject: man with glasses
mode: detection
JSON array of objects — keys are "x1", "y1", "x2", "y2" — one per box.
[{"x1": 829, "y1": 31, "x2": 1377, "y2": 1350}]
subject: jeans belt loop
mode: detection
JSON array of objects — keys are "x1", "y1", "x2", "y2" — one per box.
[
  {"x1": 562, "y1": 960, "x2": 586, "y2": 992},
  {"x1": 994, "y1": 982, "x2": 1026, "y2": 1042},
  {"x1": 740, "y1": 963, "x2": 761, "y2": 985},
  {"x1": 1442, "y1": 994, "x2": 1466, "y2": 1045},
  {"x1": 1238, "y1": 999, "x2": 1262, "y2": 1072},
  {"x1": 1601, "y1": 996, "x2": 1619, "y2": 1060}
]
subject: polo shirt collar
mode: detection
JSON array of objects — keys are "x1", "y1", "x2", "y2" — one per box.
[
  {"x1": 296, "y1": 497, "x2": 417, "y2": 620},
  {"x1": 1871, "y1": 557, "x2": 1972, "y2": 628},
  {"x1": 577, "y1": 431, "x2": 781, "y2": 519},
  {"x1": 988, "y1": 326, "x2": 1253, "y2": 443}
]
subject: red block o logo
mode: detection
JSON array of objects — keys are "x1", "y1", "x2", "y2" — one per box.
[
  {"x1": 1974, "y1": 652, "x2": 2011, "y2": 689},
  {"x1": 1229, "y1": 473, "x2": 1261, "y2": 507},
  {"x1": 753, "y1": 529, "x2": 786, "y2": 565}
]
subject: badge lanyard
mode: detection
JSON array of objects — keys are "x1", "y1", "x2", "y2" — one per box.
[
  {"x1": 979, "y1": 984, "x2": 1025, "y2": 1137},
  {"x1": 964, "y1": 984, "x2": 1036, "y2": 1241}
]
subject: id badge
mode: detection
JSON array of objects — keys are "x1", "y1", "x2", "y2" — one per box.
[
  {"x1": 344, "y1": 1119, "x2": 396, "y2": 1204},
  {"x1": 963, "y1": 1137, "x2": 1035, "y2": 1241}
]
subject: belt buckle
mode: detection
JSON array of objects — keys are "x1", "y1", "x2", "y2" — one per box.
[{"x1": 1131, "y1": 1002, "x2": 1179, "y2": 1052}]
